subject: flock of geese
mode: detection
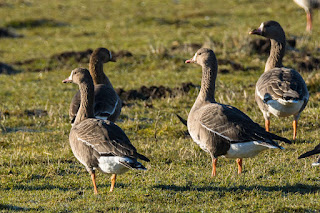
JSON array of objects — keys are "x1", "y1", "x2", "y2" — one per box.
[{"x1": 60, "y1": 2, "x2": 320, "y2": 194}]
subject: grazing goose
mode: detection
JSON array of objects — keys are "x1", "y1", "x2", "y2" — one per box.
[
  {"x1": 63, "y1": 68, "x2": 149, "y2": 194},
  {"x1": 186, "y1": 48, "x2": 291, "y2": 177},
  {"x1": 298, "y1": 143, "x2": 320, "y2": 166},
  {"x1": 249, "y1": 21, "x2": 309, "y2": 140},
  {"x1": 293, "y1": 0, "x2": 320, "y2": 31},
  {"x1": 69, "y1": 47, "x2": 122, "y2": 124}
]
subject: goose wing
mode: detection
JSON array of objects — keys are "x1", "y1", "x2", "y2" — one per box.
[
  {"x1": 199, "y1": 103, "x2": 290, "y2": 147},
  {"x1": 69, "y1": 84, "x2": 120, "y2": 123},
  {"x1": 93, "y1": 84, "x2": 120, "y2": 118},
  {"x1": 73, "y1": 119, "x2": 149, "y2": 161}
]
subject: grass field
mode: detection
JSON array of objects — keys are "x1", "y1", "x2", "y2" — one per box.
[{"x1": 1, "y1": 0, "x2": 320, "y2": 212}]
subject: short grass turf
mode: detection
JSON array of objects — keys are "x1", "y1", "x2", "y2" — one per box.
[{"x1": 1, "y1": 0, "x2": 320, "y2": 212}]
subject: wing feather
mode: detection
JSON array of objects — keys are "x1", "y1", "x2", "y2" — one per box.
[
  {"x1": 73, "y1": 119, "x2": 149, "y2": 161},
  {"x1": 69, "y1": 84, "x2": 120, "y2": 123},
  {"x1": 199, "y1": 103, "x2": 289, "y2": 147},
  {"x1": 256, "y1": 68, "x2": 308, "y2": 103}
]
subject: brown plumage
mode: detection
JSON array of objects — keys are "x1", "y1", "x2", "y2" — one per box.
[
  {"x1": 63, "y1": 68, "x2": 149, "y2": 194},
  {"x1": 69, "y1": 48, "x2": 122, "y2": 124},
  {"x1": 250, "y1": 21, "x2": 309, "y2": 140},
  {"x1": 186, "y1": 48, "x2": 291, "y2": 177}
]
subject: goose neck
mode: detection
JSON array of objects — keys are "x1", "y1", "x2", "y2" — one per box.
[
  {"x1": 265, "y1": 38, "x2": 285, "y2": 72},
  {"x1": 89, "y1": 57, "x2": 111, "y2": 85},
  {"x1": 74, "y1": 80, "x2": 95, "y2": 125},
  {"x1": 198, "y1": 64, "x2": 217, "y2": 102}
]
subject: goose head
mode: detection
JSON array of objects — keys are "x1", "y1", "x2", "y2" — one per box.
[
  {"x1": 62, "y1": 68, "x2": 92, "y2": 85},
  {"x1": 92, "y1": 47, "x2": 116, "y2": 63},
  {"x1": 185, "y1": 48, "x2": 216, "y2": 67},
  {"x1": 249, "y1": 20, "x2": 285, "y2": 42}
]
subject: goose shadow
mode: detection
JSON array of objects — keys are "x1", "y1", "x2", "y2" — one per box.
[
  {"x1": 4, "y1": 184, "x2": 70, "y2": 192},
  {"x1": 0, "y1": 62, "x2": 21, "y2": 75},
  {"x1": 98, "y1": 182, "x2": 129, "y2": 190},
  {"x1": 5, "y1": 182, "x2": 129, "y2": 192},
  {"x1": 1, "y1": 127, "x2": 52, "y2": 134},
  {"x1": 0, "y1": 204, "x2": 34, "y2": 211},
  {"x1": 153, "y1": 183, "x2": 320, "y2": 195}
]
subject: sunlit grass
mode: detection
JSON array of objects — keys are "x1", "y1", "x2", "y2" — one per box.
[{"x1": 0, "y1": 0, "x2": 320, "y2": 212}]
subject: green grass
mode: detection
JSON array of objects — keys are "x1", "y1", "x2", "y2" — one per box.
[{"x1": 1, "y1": 0, "x2": 320, "y2": 212}]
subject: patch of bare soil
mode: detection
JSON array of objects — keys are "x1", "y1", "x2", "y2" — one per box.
[
  {"x1": 13, "y1": 49, "x2": 134, "y2": 72},
  {"x1": 50, "y1": 49, "x2": 133, "y2": 63},
  {"x1": 24, "y1": 109, "x2": 48, "y2": 117},
  {"x1": 112, "y1": 50, "x2": 133, "y2": 59},
  {"x1": 116, "y1": 82, "x2": 197, "y2": 105},
  {"x1": 51, "y1": 49, "x2": 93, "y2": 63},
  {"x1": 248, "y1": 38, "x2": 296, "y2": 54},
  {"x1": 293, "y1": 54, "x2": 320, "y2": 72}
]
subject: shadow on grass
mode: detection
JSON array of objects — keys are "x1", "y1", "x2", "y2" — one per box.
[
  {"x1": 274, "y1": 206, "x2": 318, "y2": 213},
  {"x1": 1, "y1": 127, "x2": 51, "y2": 134},
  {"x1": 0, "y1": 62, "x2": 20, "y2": 75},
  {"x1": 5, "y1": 182, "x2": 129, "y2": 193},
  {"x1": 98, "y1": 182, "x2": 129, "y2": 190},
  {"x1": 5, "y1": 184, "x2": 70, "y2": 192},
  {"x1": 0, "y1": 204, "x2": 35, "y2": 211},
  {"x1": 154, "y1": 183, "x2": 320, "y2": 195}
]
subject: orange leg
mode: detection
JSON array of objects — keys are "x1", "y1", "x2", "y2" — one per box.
[
  {"x1": 306, "y1": 11, "x2": 312, "y2": 32},
  {"x1": 91, "y1": 173, "x2": 98, "y2": 194},
  {"x1": 236, "y1": 158, "x2": 243, "y2": 174},
  {"x1": 265, "y1": 120, "x2": 270, "y2": 132},
  {"x1": 293, "y1": 120, "x2": 298, "y2": 140},
  {"x1": 211, "y1": 158, "x2": 218, "y2": 178},
  {"x1": 109, "y1": 174, "x2": 117, "y2": 192}
]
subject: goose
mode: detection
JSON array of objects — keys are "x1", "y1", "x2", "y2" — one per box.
[
  {"x1": 63, "y1": 68, "x2": 149, "y2": 194},
  {"x1": 186, "y1": 48, "x2": 291, "y2": 177},
  {"x1": 69, "y1": 47, "x2": 122, "y2": 124},
  {"x1": 298, "y1": 143, "x2": 320, "y2": 166},
  {"x1": 249, "y1": 21, "x2": 309, "y2": 140},
  {"x1": 293, "y1": 0, "x2": 320, "y2": 31}
]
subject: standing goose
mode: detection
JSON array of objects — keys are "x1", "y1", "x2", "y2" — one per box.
[
  {"x1": 293, "y1": 0, "x2": 320, "y2": 31},
  {"x1": 63, "y1": 68, "x2": 149, "y2": 194},
  {"x1": 69, "y1": 47, "x2": 122, "y2": 124},
  {"x1": 298, "y1": 143, "x2": 320, "y2": 166},
  {"x1": 186, "y1": 48, "x2": 291, "y2": 177},
  {"x1": 249, "y1": 21, "x2": 309, "y2": 140}
]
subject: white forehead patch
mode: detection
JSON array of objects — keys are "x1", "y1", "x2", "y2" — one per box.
[
  {"x1": 192, "y1": 52, "x2": 198, "y2": 61},
  {"x1": 68, "y1": 70, "x2": 75, "y2": 81},
  {"x1": 259, "y1": 22, "x2": 264, "y2": 31}
]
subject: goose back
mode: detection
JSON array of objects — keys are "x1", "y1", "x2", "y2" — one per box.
[{"x1": 255, "y1": 67, "x2": 309, "y2": 116}]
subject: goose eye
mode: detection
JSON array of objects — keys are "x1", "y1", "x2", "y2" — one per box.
[{"x1": 198, "y1": 53, "x2": 202, "y2": 55}]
